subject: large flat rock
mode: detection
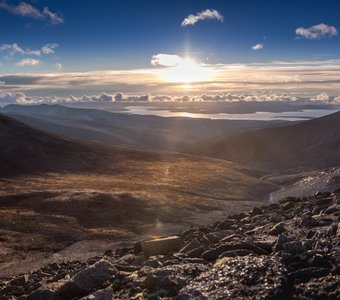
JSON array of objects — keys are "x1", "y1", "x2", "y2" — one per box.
[{"x1": 142, "y1": 236, "x2": 182, "y2": 258}]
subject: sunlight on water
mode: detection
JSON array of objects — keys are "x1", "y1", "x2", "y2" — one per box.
[{"x1": 117, "y1": 106, "x2": 339, "y2": 121}]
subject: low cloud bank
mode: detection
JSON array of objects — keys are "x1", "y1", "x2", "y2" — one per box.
[{"x1": 1, "y1": 91, "x2": 340, "y2": 105}]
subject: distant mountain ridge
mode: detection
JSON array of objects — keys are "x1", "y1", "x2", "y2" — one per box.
[
  {"x1": 183, "y1": 110, "x2": 340, "y2": 172},
  {"x1": 1, "y1": 104, "x2": 286, "y2": 151}
]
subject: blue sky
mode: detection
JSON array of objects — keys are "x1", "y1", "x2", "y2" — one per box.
[{"x1": 1, "y1": 0, "x2": 340, "y2": 102}]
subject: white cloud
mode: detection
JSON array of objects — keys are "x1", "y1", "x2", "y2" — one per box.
[
  {"x1": 311, "y1": 92, "x2": 330, "y2": 101},
  {"x1": 41, "y1": 43, "x2": 58, "y2": 55},
  {"x1": 0, "y1": 92, "x2": 27, "y2": 103},
  {"x1": 98, "y1": 92, "x2": 113, "y2": 102},
  {"x1": 16, "y1": 58, "x2": 40, "y2": 67},
  {"x1": 0, "y1": 43, "x2": 25, "y2": 55},
  {"x1": 295, "y1": 23, "x2": 337, "y2": 39},
  {"x1": 0, "y1": 43, "x2": 58, "y2": 56},
  {"x1": 252, "y1": 43, "x2": 263, "y2": 50},
  {"x1": 333, "y1": 96, "x2": 340, "y2": 103},
  {"x1": 0, "y1": 1, "x2": 63, "y2": 25},
  {"x1": 55, "y1": 63, "x2": 63, "y2": 71},
  {"x1": 114, "y1": 92, "x2": 124, "y2": 101},
  {"x1": 181, "y1": 9, "x2": 224, "y2": 27},
  {"x1": 151, "y1": 54, "x2": 182, "y2": 67},
  {"x1": 42, "y1": 7, "x2": 64, "y2": 25}
]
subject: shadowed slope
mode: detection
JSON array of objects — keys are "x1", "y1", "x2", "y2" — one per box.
[
  {"x1": 0, "y1": 113, "x2": 151, "y2": 176},
  {"x1": 184, "y1": 110, "x2": 340, "y2": 172}
]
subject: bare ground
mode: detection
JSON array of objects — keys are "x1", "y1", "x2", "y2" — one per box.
[{"x1": 0, "y1": 155, "x2": 277, "y2": 277}]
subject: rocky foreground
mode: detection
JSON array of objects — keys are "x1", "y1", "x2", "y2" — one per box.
[{"x1": 0, "y1": 191, "x2": 339, "y2": 299}]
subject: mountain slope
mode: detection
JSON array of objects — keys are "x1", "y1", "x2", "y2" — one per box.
[
  {"x1": 0, "y1": 113, "x2": 150, "y2": 176},
  {"x1": 2, "y1": 104, "x2": 285, "y2": 151},
  {"x1": 0, "y1": 113, "x2": 281, "y2": 276},
  {"x1": 183, "y1": 110, "x2": 340, "y2": 172}
]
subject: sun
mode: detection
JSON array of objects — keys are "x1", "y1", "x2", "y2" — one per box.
[{"x1": 160, "y1": 58, "x2": 212, "y2": 84}]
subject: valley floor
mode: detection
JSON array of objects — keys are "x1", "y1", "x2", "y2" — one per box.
[{"x1": 0, "y1": 156, "x2": 277, "y2": 276}]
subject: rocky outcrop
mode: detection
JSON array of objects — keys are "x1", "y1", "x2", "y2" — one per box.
[{"x1": 0, "y1": 191, "x2": 339, "y2": 299}]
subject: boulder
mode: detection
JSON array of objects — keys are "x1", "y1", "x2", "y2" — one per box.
[
  {"x1": 301, "y1": 216, "x2": 319, "y2": 227},
  {"x1": 142, "y1": 236, "x2": 182, "y2": 258},
  {"x1": 269, "y1": 222, "x2": 286, "y2": 236},
  {"x1": 10, "y1": 274, "x2": 29, "y2": 286},
  {"x1": 79, "y1": 289, "x2": 114, "y2": 300},
  {"x1": 54, "y1": 260, "x2": 117, "y2": 300},
  {"x1": 273, "y1": 233, "x2": 292, "y2": 252}
]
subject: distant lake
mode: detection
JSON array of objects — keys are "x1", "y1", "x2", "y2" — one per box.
[{"x1": 116, "y1": 106, "x2": 339, "y2": 121}]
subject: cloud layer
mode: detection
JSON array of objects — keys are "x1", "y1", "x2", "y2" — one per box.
[
  {"x1": 2, "y1": 90, "x2": 340, "y2": 106},
  {"x1": 1, "y1": 59, "x2": 340, "y2": 101},
  {"x1": 181, "y1": 9, "x2": 224, "y2": 26},
  {"x1": 295, "y1": 23, "x2": 337, "y2": 39}
]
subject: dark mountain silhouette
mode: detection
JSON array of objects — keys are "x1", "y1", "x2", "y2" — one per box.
[
  {"x1": 1, "y1": 104, "x2": 285, "y2": 151},
  {"x1": 184, "y1": 110, "x2": 340, "y2": 172},
  {"x1": 0, "y1": 113, "x2": 150, "y2": 177}
]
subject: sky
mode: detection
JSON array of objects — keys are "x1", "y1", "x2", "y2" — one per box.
[{"x1": 1, "y1": 0, "x2": 340, "y2": 103}]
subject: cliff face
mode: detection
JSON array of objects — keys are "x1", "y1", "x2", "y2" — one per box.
[{"x1": 1, "y1": 190, "x2": 339, "y2": 299}]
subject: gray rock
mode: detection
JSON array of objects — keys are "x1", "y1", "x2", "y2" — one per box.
[
  {"x1": 315, "y1": 197, "x2": 333, "y2": 207},
  {"x1": 324, "y1": 204, "x2": 339, "y2": 214},
  {"x1": 10, "y1": 274, "x2": 29, "y2": 286},
  {"x1": 27, "y1": 290, "x2": 54, "y2": 300},
  {"x1": 143, "y1": 263, "x2": 209, "y2": 297},
  {"x1": 301, "y1": 216, "x2": 319, "y2": 227},
  {"x1": 282, "y1": 241, "x2": 305, "y2": 255},
  {"x1": 290, "y1": 267, "x2": 330, "y2": 283},
  {"x1": 179, "y1": 239, "x2": 201, "y2": 254},
  {"x1": 54, "y1": 260, "x2": 117, "y2": 300},
  {"x1": 273, "y1": 233, "x2": 292, "y2": 252},
  {"x1": 179, "y1": 256, "x2": 289, "y2": 299},
  {"x1": 142, "y1": 236, "x2": 182, "y2": 258},
  {"x1": 143, "y1": 257, "x2": 163, "y2": 268},
  {"x1": 186, "y1": 246, "x2": 206, "y2": 258},
  {"x1": 218, "y1": 249, "x2": 253, "y2": 258},
  {"x1": 79, "y1": 289, "x2": 114, "y2": 300},
  {"x1": 251, "y1": 207, "x2": 263, "y2": 215},
  {"x1": 202, "y1": 241, "x2": 269, "y2": 261},
  {"x1": 217, "y1": 218, "x2": 234, "y2": 230},
  {"x1": 269, "y1": 222, "x2": 286, "y2": 236}
]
